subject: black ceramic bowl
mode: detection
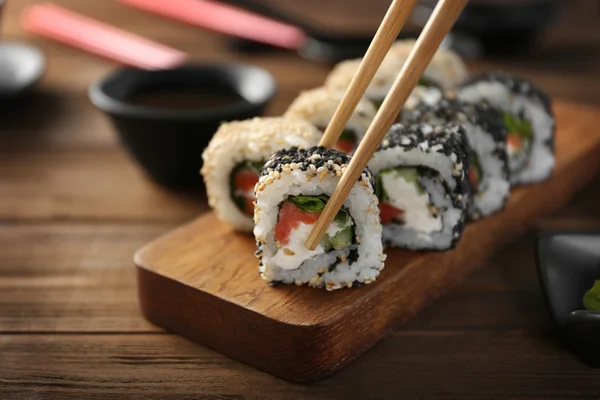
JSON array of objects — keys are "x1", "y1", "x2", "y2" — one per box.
[
  {"x1": 89, "y1": 63, "x2": 276, "y2": 188},
  {"x1": 537, "y1": 231, "x2": 600, "y2": 367}
]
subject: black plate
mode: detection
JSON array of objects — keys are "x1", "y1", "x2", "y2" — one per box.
[{"x1": 537, "y1": 231, "x2": 600, "y2": 367}]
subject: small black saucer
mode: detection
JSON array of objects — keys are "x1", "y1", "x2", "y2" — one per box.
[
  {"x1": 89, "y1": 63, "x2": 276, "y2": 188},
  {"x1": 0, "y1": 42, "x2": 45, "y2": 99},
  {"x1": 537, "y1": 231, "x2": 600, "y2": 367}
]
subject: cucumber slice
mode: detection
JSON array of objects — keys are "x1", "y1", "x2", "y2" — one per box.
[{"x1": 330, "y1": 227, "x2": 353, "y2": 250}]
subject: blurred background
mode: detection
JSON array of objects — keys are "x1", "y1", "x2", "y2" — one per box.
[
  {"x1": 1, "y1": 0, "x2": 598, "y2": 136},
  {"x1": 0, "y1": 0, "x2": 598, "y2": 199}
]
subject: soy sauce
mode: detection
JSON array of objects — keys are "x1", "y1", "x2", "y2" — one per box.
[{"x1": 128, "y1": 83, "x2": 245, "y2": 110}]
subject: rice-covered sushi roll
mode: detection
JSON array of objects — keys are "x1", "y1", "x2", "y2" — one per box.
[
  {"x1": 325, "y1": 56, "x2": 444, "y2": 109},
  {"x1": 384, "y1": 39, "x2": 468, "y2": 90},
  {"x1": 201, "y1": 117, "x2": 321, "y2": 232},
  {"x1": 458, "y1": 73, "x2": 555, "y2": 185},
  {"x1": 368, "y1": 123, "x2": 471, "y2": 250},
  {"x1": 254, "y1": 147, "x2": 385, "y2": 290},
  {"x1": 325, "y1": 39, "x2": 466, "y2": 107},
  {"x1": 284, "y1": 87, "x2": 376, "y2": 153},
  {"x1": 402, "y1": 99, "x2": 510, "y2": 220}
]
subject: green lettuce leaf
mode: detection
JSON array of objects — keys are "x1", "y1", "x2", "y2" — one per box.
[
  {"x1": 583, "y1": 280, "x2": 600, "y2": 311},
  {"x1": 252, "y1": 161, "x2": 265, "y2": 172},
  {"x1": 373, "y1": 98, "x2": 384, "y2": 109},
  {"x1": 503, "y1": 113, "x2": 533, "y2": 140},
  {"x1": 471, "y1": 153, "x2": 483, "y2": 178},
  {"x1": 375, "y1": 173, "x2": 385, "y2": 201},
  {"x1": 340, "y1": 129, "x2": 357, "y2": 141},
  {"x1": 287, "y1": 196, "x2": 329, "y2": 213},
  {"x1": 418, "y1": 76, "x2": 434, "y2": 87},
  {"x1": 287, "y1": 196, "x2": 351, "y2": 227}
]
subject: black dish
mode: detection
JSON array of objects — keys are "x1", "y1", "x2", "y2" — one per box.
[
  {"x1": 0, "y1": 42, "x2": 45, "y2": 99},
  {"x1": 537, "y1": 231, "x2": 600, "y2": 367},
  {"x1": 89, "y1": 63, "x2": 276, "y2": 188},
  {"x1": 226, "y1": 36, "x2": 373, "y2": 64}
]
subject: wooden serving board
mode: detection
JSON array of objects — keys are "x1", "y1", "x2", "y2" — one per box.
[{"x1": 135, "y1": 101, "x2": 600, "y2": 382}]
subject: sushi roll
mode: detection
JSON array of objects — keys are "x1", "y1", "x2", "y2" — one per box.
[
  {"x1": 254, "y1": 147, "x2": 385, "y2": 290},
  {"x1": 201, "y1": 117, "x2": 322, "y2": 232},
  {"x1": 402, "y1": 99, "x2": 510, "y2": 220},
  {"x1": 384, "y1": 39, "x2": 468, "y2": 90},
  {"x1": 367, "y1": 123, "x2": 470, "y2": 250},
  {"x1": 458, "y1": 73, "x2": 555, "y2": 185},
  {"x1": 325, "y1": 56, "x2": 443, "y2": 109},
  {"x1": 284, "y1": 87, "x2": 376, "y2": 153},
  {"x1": 324, "y1": 38, "x2": 467, "y2": 107}
]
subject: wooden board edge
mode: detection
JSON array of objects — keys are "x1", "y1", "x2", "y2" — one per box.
[{"x1": 136, "y1": 265, "x2": 355, "y2": 381}]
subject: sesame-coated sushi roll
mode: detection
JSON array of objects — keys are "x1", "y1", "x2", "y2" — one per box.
[
  {"x1": 201, "y1": 117, "x2": 321, "y2": 232},
  {"x1": 254, "y1": 147, "x2": 385, "y2": 290},
  {"x1": 402, "y1": 99, "x2": 510, "y2": 220},
  {"x1": 284, "y1": 87, "x2": 376, "y2": 153},
  {"x1": 458, "y1": 73, "x2": 555, "y2": 185},
  {"x1": 325, "y1": 39, "x2": 466, "y2": 108},
  {"x1": 384, "y1": 39, "x2": 468, "y2": 90},
  {"x1": 325, "y1": 57, "x2": 443, "y2": 109},
  {"x1": 368, "y1": 124, "x2": 471, "y2": 251}
]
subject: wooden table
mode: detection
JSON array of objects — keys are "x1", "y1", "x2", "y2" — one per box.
[{"x1": 2, "y1": 0, "x2": 600, "y2": 398}]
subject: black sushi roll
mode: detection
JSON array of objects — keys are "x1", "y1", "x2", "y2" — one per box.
[
  {"x1": 458, "y1": 72, "x2": 555, "y2": 185},
  {"x1": 402, "y1": 99, "x2": 510, "y2": 220},
  {"x1": 367, "y1": 123, "x2": 471, "y2": 251}
]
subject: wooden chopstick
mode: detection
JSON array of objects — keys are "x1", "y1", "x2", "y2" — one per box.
[
  {"x1": 319, "y1": 0, "x2": 419, "y2": 148},
  {"x1": 305, "y1": 0, "x2": 469, "y2": 250}
]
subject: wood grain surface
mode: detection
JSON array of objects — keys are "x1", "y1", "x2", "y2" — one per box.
[{"x1": 2, "y1": 0, "x2": 600, "y2": 397}]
